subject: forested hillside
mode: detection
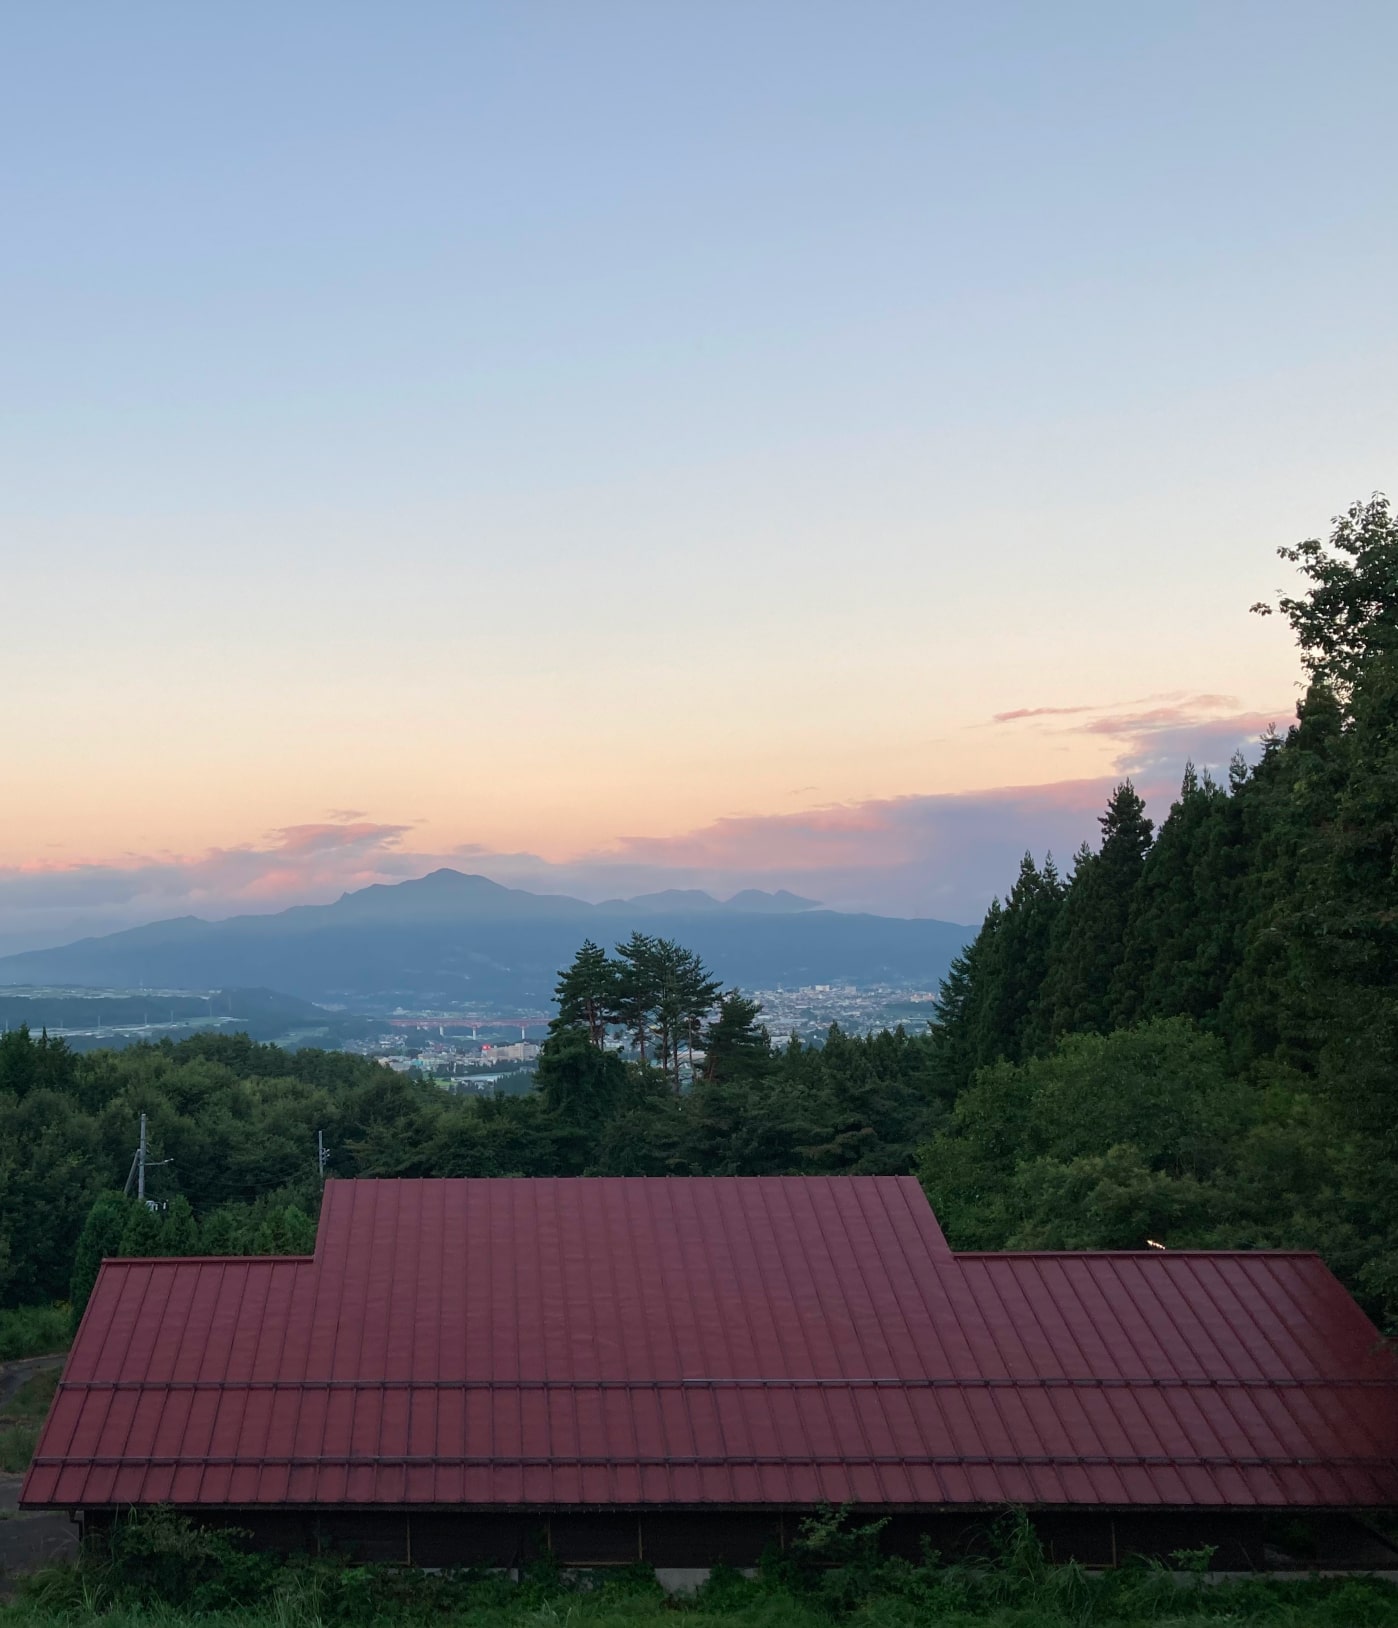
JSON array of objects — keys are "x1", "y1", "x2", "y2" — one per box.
[
  {"x1": 2, "y1": 496, "x2": 1393, "y2": 1334},
  {"x1": 0, "y1": 1013, "x2": 946, "y2": 1327},
  {"x1": 923, "y1": 495, "x2": 1398, "y2": 1319}
]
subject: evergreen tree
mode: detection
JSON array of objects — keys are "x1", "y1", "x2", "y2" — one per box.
[
  {"x1": 252, "y1": 1205, "x2": 317, "y2": 1255},
  {"x1": 648, "y1": 938, "x2": 722, "y2": 1092},
  {"x1": 161, "y1": 1195, "x2": 200, "y2": 1255},
  {"x1": 117, "y1": 1201, "x2": 169, "y2": 1257},
  {"x1": 551, "y1": 940, "x2": 615, "y2": 1048},
  {"x1": 1112, "y1": 765, "x2": 1246, "y2": 1027},
  {"x1": 702, "y1": 992, "x2": 770, "y2": 1084},
  {"x1": 198, "y1": 1208, "x2": 243, "y2": 1255},
  {"x1": 1217, "y1": 685, "x2": 1348, "y2": 1067},
  {"x1": 971, "y1": 853, "x2": 1065, "y2": 1063},
  {"x1": 534, "y1": 1027, "x2": 630, "y2": 1125},
  {"x1": 794, "y1": 1023, "x2": 941, "y2": 1174},
  {"x1": 1302, "y1": 645, "x2": 1398, "y2": 1309},
  {"x1": 69, "y1": 1193, "x2": 136, "y2": 1328},
  {"x1": 0, "y1": 1025, "x2": 76, "y2": 1099},
  {"x1": 927, "y1": 902, "x2": 1002, "y2": 1093},
  {"x1": 610, "y1": 932, "x2": 660, "y2": 1064},
  {"x1": 1041, "y1": 784, "x2": 1153, "y2": 1037}
]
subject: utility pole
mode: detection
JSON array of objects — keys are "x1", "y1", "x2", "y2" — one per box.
[
  {"x1": 317, "y1": 1129, "x2": 330, "y2": 1179},
  {"x1": 123, "y1": 1112, "x2": 171, "y2": 1204}
]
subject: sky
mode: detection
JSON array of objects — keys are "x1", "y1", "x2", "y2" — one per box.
[{"x1": 3, "y1": 2, "x2": 1396, "y2": 953}]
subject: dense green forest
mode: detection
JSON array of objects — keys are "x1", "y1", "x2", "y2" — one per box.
[
  {"x1": 0, "y1": 998, "x2": 944, "y2": 1325},
  {"x1": 1, "y1": 495, "x2": 1394, "y2": 1332},
  {"x1": 922, "y1": 494, "x2": 1398, "y2": 1318}
]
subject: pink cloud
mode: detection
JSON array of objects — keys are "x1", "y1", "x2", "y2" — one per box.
[
  {"x1": 992, "y1": 705, "x2": 1098, "y2": 722},
  {"x1": 1081, "y1": 705, "x2": 1293, "y2": 779},
  {"x1": 267, "y1": 822, "x2": 411, "y2": 857},
  {"x1": 606, "y1": 803, "x2": 904, "y2": 871},
  {"x1": 1079, "y1": 707, "x2": 1203, "y2": 734},
  {"x1": 0, "y1": 823, "x2": 422, "y2": 953},
  {"x1": 556, "y1": 778, "x2": 1120, "y2": 918},
  {"x1": 990, "y1": 692, "x2": 1293, "y2": 782},
  {"x1": 0, "y1": 701, "x2": 1302, "y2": 954},
  {"x1": 509, "y1": 697, "x2": 1294, "y2": 916},
  {"x1": 994, "y1": 693, "x2": 1250, "y2": 733}
]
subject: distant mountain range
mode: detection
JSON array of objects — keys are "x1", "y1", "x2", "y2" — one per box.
[{"x1": 0, "y1": 869, "x2": 973, "y2": 1012}]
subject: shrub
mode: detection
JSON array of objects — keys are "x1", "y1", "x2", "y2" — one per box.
[
  {"x1": 90, "y1": 1508, "x2": 279, "y2": 1610},
  {"x1": 0, "y1": 1303, "x2": 70, "y2": 1360},
  {"x1": 0, "y1": 1420, "x2": 38, "y2": 1472}
]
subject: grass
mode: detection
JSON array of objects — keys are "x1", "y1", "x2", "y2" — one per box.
[
  {"x1": 3, "y1": 1510, "x2": 1397, "y2": 1628},
  {"x1": 5, "y1": 1572, "x2": 1398, "y2": 1628},
  {"x1": 0, "y1": 1369, "x2": 59, "y2": 1473},
  {"x1": 0, "y1": 1306, "x2": 70, "y2": 1363},
  {"x1": 0, "y1": 1424, "x2": 37, "y2": 1475}
]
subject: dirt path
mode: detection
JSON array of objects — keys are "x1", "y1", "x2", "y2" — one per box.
[{"x1": 0, "y1": 1486, "x2": 78, "y2": 1587}]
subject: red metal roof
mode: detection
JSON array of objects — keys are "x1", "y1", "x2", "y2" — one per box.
[{"x1": 23, "y1": 1177, "x2": 1398, "y2": 1511}]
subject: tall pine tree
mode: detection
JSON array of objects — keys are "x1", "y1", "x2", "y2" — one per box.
[
  {"x1": 1041, "y1": 783, "x2": 1153, "y2": 1038},
  {"x1": 1112, "y1": 764, "x2": 1247, "y2": 1027},
  {"x1": 551, "y1": 940, "x2": 615, "y2": 1047},
  {"x1": 975, "y1": 852, "x2": 1065, "y2": 1063}
]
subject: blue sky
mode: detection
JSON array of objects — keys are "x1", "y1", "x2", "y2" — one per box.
[{"x1": 2, "y1": 2, "x2": 1395, "y2": 947}]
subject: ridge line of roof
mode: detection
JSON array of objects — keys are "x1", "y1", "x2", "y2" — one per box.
[
  {"x1": 84, "y1": 1249, "x2": 1338, "y2": 1271},
  {"x1": 953, "y1": 1250, "x2": 1328, "y2": 1260},
  {"x1": 319, "y1": 1174, "x2": 922, "y2": 1182},
  {"x1": 52, "y1": 1375, "x2": 1398, "y2": 1390},
  {"x1": 95, "y1": 1255, "x2": 316, "y2": 1265},
  {"x1": 30, "y1": 1450, "x2": 1398, "y2": 1470}
]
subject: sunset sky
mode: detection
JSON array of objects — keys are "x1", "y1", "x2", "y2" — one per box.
[{"x1": 4, "y1": 2, "x2": 1396, "y2": 952}]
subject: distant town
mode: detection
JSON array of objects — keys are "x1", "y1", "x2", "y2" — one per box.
[
  {"x1": 338, "y1": 983, "x2": 939, "y2": 1092},
  {"x1": 2, "y1": 981, "x2": 940, "y2": 1094}
]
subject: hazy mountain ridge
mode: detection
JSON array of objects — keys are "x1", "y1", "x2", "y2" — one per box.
[
  {"x1": 0, "y1": 869, "x2": 971, "y2": 1010},
  {"x1": 593, "y1": 886, "x2": 820, "y2": 916}
]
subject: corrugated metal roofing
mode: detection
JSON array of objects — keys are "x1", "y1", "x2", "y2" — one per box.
[{"x1": 23, "y1": 1177, "x2": 1398, "y2": 1511}]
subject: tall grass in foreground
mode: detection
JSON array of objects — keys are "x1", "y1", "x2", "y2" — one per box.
[
  {"x1": 5, "y1": 1509, "x2": 1398, "y2": 1628},
  {"x1": 0, "y1": 1421, "x2": 38, "y2": 1473},
  {"x1": 0, "y1": 1304, "x2": 70, "y2": 1362},
  {"x1": 1, "y1": 1369, "x2": 60, "y2": 1472}
]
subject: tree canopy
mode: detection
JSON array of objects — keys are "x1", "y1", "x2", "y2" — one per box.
[
  {"x1": 0, "y1": 1004, "x2": 950, "y2": 1319},
  {"x1": 927, "y1": 493, "x2": 1398, "y2": 1319}
]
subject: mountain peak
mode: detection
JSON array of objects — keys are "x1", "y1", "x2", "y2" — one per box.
[
  {"x1": 596, "y1": 889, "x2": 724, "y2": 915},
  {"x1": 724, "y1": 888, "x2": 822, "y2": 913},
  {"x1": 324, "y1": 869, "x2": 593, "y2": 923},
  {"x1": 0, "y1": 865, "x2": 974, "y2": 1008}
]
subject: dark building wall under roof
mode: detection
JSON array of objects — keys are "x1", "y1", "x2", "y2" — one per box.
[{"x1": 81, "y1": 1504, "x2": 1291, "y2": 1572}]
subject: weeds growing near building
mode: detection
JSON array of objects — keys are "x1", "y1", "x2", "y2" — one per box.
[{"x1": 5, "y1": 1509, "x2": 1398, "y2": 1628}]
